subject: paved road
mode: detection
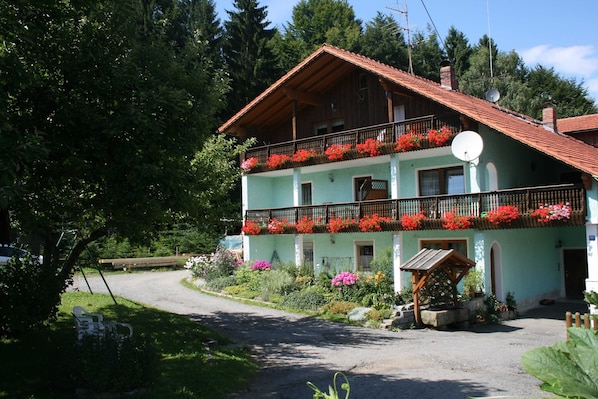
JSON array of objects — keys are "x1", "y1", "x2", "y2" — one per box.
[{"x1": 70, "y1": 270, "x2": 585, "y2": 399}]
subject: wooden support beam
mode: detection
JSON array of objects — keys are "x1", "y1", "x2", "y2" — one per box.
[{"x1": 282, "y1": 87, "x2": 320, "y2": 107}]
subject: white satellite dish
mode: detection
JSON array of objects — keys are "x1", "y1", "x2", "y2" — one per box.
[
  {"x1": 485, "y1": 88, "x2": 501, "y2": 103},
  {"x1": 451, "y1": 130, "x2": 484, "y2": 162}
]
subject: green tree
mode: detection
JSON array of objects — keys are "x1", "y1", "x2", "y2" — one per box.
[
  {"x1": 275, "y1": 0, "x2": 362, "y2": 68},
  {"x1": 444, "y1": 26, "x2": 471, "y2": 78},
  {"x1": 1, "y1": 0, "x2": 229, "y2": 279},
  {"x1": 223, "y1": 0, "x2": 279, "y2": 116},
  {"x1": 410, "y1": 29, "x2": 445, "y2": 81},
  {"x1": 357, "y1": 12, "x2": 409, "y2": 70},
  {"x1": 527, "y1": 65, "x2": 597, "y2": 119}
]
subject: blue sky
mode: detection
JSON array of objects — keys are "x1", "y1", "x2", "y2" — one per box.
[{"x1": 215, "y1": 0, "x2": 598, "y2": 103}]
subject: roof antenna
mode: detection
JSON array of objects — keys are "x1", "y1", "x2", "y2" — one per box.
[
  {"x1": 387, "y1": 0, "x2": 414, "y2": 75},
  {"x1": 484, "y1": 0, "x2": 501, "y2": 103}
]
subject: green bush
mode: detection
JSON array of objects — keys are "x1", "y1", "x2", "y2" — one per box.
[
  {"x1": 260, "y1": 269, "x2": 297, "y2": 297},
  {"x1": 205, "y1": 275, "x2": 237, "y2": 291},
  {"x1": 280, "y1": 290, "x2": 326, "y2": 311},
  {"x1": 0, "y1": 255, "x2": 66, "y2": 337},
  {"x1": 366, "y1": 307, "x2": 393, "y2": 321},
  {"x1": 321, "y1": 301, "x2": 360, "y2": 315},
  {"x1": 71, "y1": 333, "x2": 159, "y2": 393},
  {"x1": 234, "y1": 264, "x2": 262, "y2": 291}
]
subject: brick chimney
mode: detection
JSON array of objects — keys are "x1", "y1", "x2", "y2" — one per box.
[
  {"x1": 542, "y1": 103, "x2": 558, "y2": 133},
  {"x1": 440, "y1": 60, "x2": 459, "y2": 91}
]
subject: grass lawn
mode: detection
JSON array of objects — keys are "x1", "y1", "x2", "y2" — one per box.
[{"x1": 0, "y1": 291, "x2": 258, "y2": 399}]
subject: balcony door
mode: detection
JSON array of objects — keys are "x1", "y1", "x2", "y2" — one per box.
[
  {"x1": 354, "y1": 176, "x2": 373, "y2": 201},
  {"x1": 356, "y1": 241, "x2": 374, "y2": 272}
]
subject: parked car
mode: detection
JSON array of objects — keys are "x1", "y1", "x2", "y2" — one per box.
[{"x1": 0, "y1": 245, "x2": 43, "y2": 265}]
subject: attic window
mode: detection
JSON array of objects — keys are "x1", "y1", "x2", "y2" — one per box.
[{"x1": 359, "y1": 73, "x2": 368, "y2": 90}]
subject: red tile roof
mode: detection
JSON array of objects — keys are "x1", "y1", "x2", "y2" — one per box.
[
  {"x1": 558, "y1": 114, "x2": 598, "y2": 133},
  {"x1": 219, "y1": 44, "x2": 598, "y2": 177}
]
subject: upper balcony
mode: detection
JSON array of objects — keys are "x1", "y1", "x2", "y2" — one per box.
[
  {"x1": 241, "y1": 113, "x2": 462, "y2": 173},
  {"x1": 243, "y1": 183, "x2": 586, "y2": 234}
]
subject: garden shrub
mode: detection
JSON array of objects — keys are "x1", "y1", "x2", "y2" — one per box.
[
  {"x1": 280, "y1": 290, "x2": 326, "y2": 311},
  {"x1": 188, "y1": 255, "x2": 215, "y2": 279},
  {"x1": 205, "y1": 276, "x2": 237, "y2": 291},
  {"x1": 71, "y1": 333, "x2": 159, "y2": 393},
  {"x1": 321, "y1": 301, "x2": 360, "y2": 315},
  {"x1": 396, "y1": 286, "x2": 414, "y2": 305},
  {"x1": 234, "y1": 264, "x2": 262, "y2": 291},
  {"x1": 259, "y1": 269, "x2": 297, "y2": 297},
  {"x1": 0, "y1": 255, "x2": 66, "y2": 337},
  {"x1": 365, "y1": 307, "x2": 393, "y2": 322},
  {"x1": 210, "y1": 246, "x2": 238, "y2": 278}
]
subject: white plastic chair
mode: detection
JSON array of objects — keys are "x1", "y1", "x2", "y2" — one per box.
[{"x1": 73, "y1": 306, "x2": 106, "y2": 340}]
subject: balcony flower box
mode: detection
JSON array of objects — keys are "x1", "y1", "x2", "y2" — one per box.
[
  {"x1": 395, "y1": 131, "x2": 424, "y2": 152},
  {"x1": 266, "y1": 153, "x2": 291, "y2": 169},
  {"x1": 401, "y1": 212, "x2": 427, "y2": 230},
  {"x1": 295, "y1": 216, "x2": 316, "y2": 234},
  {"x1": 327, "y1": 216, "x2": 357, "y2": 234},
  {"x1": 356, "y1": 138, "x2": 383, "y2": 157},
  {"x1": 484, "y1": 205, "x2": 519, "y2": 226},
  {"x1": 267, "y1": 218, "x2": 290, "y2": 234},
  {"x1": 242, "y1": 220, "x2": 261, "y2": 235},
  {"x1": 293, "y1": 149, "x2": 318, "y2": 163},
  {"x1": 240, "y1": 157, "x2": 259, "y2": 172},
  {"x1": 442, "y1": 211, "x2": 472, "y2": 230},
  {"x1": 427, "y1": 125, "x2": 453, "y2": 147},
  {"x1": 359, "y1": 214, "x2": 391, "y2": 232},
  {"x1": 325, "y1": 144, "x2": 352, "y2": 161},
  {"x1": 531, "y1": 202, "x2": 571, "y2": 224}
]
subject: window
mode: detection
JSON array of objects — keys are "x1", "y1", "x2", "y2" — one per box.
[
  {"x1": 355, "y1": 241, "x2": 374, "y2": 271},
  {"x1": 301, "y1": 182, "x2": 312, "y2": 205},
  {"x1": 303, "y1": 241, "x2": 314, "y2": 268},
  {"x1": 314, "y1": 119, "x2": 345, "y2": 135},
  {"x1": 420, "y1": 239, "x2": 467, "y2": 257},
  {"x1": 419, "y1": 166, "x2": 464, "y2": 196}
]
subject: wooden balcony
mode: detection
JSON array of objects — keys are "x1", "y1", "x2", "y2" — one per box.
[
  {"x1": 244, "y1": 184, "x2": 586, "y2": 234},
  {"x1": 243, "y1": 113, "x2": 462, "y2": 173}
]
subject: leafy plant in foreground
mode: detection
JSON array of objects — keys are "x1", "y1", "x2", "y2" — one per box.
[
  {"x1": 307, "y1": 372, "x2": 351, "y2": 399},
  {"x1": 521, "y1": 327, "x2": 598, "y2": 398}
]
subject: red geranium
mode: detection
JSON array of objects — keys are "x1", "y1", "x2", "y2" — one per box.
[
  {"x1": 427, "y1": 125, "x2": 453, "y2": 146},
  {"x1": 293, "y1": 149, "x2": 318, "y2": 163},
  {"x1": 325, "y1": 144, "x2": 352, "y2": 161},
  {"x1": 356, "y1": 138, "x2": 383, "y2": 157},
  {"x1": 267, "y1": 218, "x2": 290, "y2": 234},
  {"x1": 442, "y1": 211, "x2": 472, "y2": 230},
  {"x1": 327, "y1": 216, "x2": 357, "y2": 234},
  {"x1": 295, "y1": 216, "x2": 316, "y2": 234},
  {"x1": 242, "y1": 220, "x2": 261, "y2": 235},
  {"x1": 266, "y1": 153, "x2": 291, "y2": 169},
  {"x1": 240, "y1": 157, "x2": 259, "y2": 172},
  {"x1": 359, "y1": 214, "x2": 391, "y2": 232},
  {"x1": 395, "y1": 131, "x2": 424, "y2": 152},
  {"x1": 401, "y1": 212, "x2": 427, "y2": 230},
  {"x1": 485, "y1": 205, "x2": 519, "y2": 225}
]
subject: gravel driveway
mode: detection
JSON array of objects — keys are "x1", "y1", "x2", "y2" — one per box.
[{"x1": 70, "y1": 270, "x2": 583, "y2": 399}]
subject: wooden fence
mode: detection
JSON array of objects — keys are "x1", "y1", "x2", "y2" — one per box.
[{"x1": 565, "y1": 311, "x2": 598, "y2": 340}]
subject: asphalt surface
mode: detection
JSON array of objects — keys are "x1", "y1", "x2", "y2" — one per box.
[{"x1": 69, "y1": 270, "x2": 589, "y2": 399}]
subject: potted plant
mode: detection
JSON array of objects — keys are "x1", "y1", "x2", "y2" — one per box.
[
  {"x1": 426, "y1": 125, "x2": 453, "y2": 147},
  {"x1": 531, "y1": 202, "x2": 571, "y2": 223},
  {"x1": 442, "y1": 211, "x2": 472, "y2": 230},
  {"x1": 241, "y1": 220, "x2": 261, "y2": 235},
  {"x1": 356, "y1": 138, "x2": 383, "y2": 157},
  {"x1": 267, "y1": 218, "x2": 290, "y2": 234},
  {"x1": 240, "y1": 157, "x2": 259, "y2": 172},
  {"x1": 484, "y1": 205, "x2": 519, "y2": 226},
  {"x1": 325, "y1": 144, "x2": 352, "y2": 161},
  {"x1": 327, "y1": 216, "x2": 357, "y2": 234},
  {"x1": 266, "y1": 153, "x2": 291, "y2": 169},
  {"x1": 463, "y1": 268, "x2": 484, "y2": 299},
  {"x1": 292, "y1": 149, "x2": 318, "y2": 163},
  {"x1": 295, "y1": 216, "x2": 316, "y2": 234},
  {"x1": 400, "y1": 212, "x2": 427, "y2": 230},
  {"x1": 395, "y1": 130, "x2": 424, "y2": 152},
  {"x1": 358, "y1": 213, "x2": 390, "y2": 232}
]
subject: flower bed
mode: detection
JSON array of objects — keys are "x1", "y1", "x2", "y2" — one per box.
[
  {"x1": 401, "y1": 212, "x2": 427, "y2": 230},
  {"x1": 325, "y1": 144, "x2": 352, "y2": 161},
  {"x1": 356, "y1": 138, "x2": 383, "y2": 157},
  {"x1": 395, "y1": 131, "x2": 424, "y2": 152},
  {"x1": 359, "y1": 213, "x2": 391, "y2": 232}
]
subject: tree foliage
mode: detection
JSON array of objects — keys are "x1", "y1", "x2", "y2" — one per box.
[{"x1": 357, "y1": 12, "x2": 409, "y2": 70}]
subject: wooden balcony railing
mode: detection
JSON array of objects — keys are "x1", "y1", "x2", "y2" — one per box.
[
  {"x1": 244, "y1": 113, "x2": 462, "y2": 171},
  {"x1": 244, "y1": 183, "x2": 586, "y2": 233}
]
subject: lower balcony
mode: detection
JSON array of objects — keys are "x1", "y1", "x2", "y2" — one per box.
[{"x1": 243, "y1": 184, "x2": 586, "y2": 235}]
